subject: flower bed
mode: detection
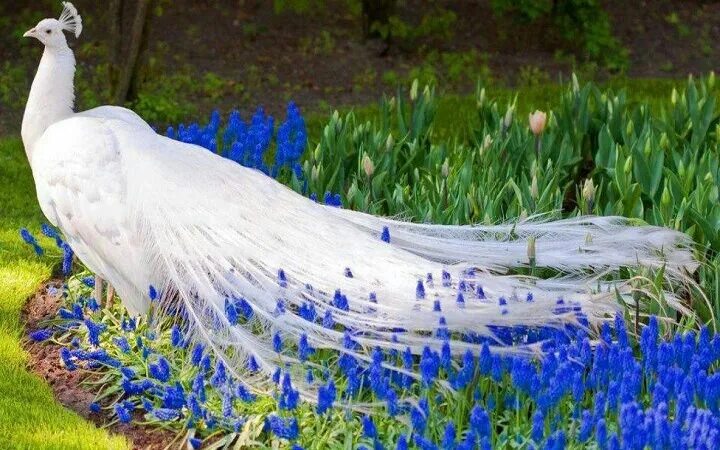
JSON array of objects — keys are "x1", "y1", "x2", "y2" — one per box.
[{"x1": 22, "y1": 77, "x2": 720, "y2": 449}]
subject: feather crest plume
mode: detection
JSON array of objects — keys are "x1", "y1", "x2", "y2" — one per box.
[{"x1": 58, "y1": 2, "x2": 82, "y2": 37}]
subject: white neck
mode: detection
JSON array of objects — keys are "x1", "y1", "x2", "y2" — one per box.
[{"x1": 22, "y1": 45, "x2": 76, "y2": 162}]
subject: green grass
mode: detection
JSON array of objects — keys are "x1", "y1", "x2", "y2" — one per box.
[{"x1": 0, "y1": 137, "x2": 127, "y2": 449}]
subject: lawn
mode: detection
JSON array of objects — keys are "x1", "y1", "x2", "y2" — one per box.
[
  {"x1": 1, "y1": 75, "x2": 718, "y2": 448},
  {"x1": 0, "y1": 137, "x2": 127, "y2": 449}
]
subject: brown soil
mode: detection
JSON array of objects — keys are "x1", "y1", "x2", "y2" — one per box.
[{"x1": 21, "y1": 281, "x2": 177, "y2": 450}]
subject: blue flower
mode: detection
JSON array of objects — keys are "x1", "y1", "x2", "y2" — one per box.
[
  {"x1": 279, "y1": 373, "x2": 299, "y2": 410},
  {"x1": 87, "y1": 297, "x2": 100, "y2": 311},
  {"x1": 576, "y1": 409, "x2": 593, "y2": 442},
  {"x1": 84, "y1": 319, "x2": 106, "y2": 346},
  {"x1": 273, "y1": 367, "x2": 281, "y2": 384},
  {"x1": 410, "y1": 398, "x2": 429, "y2": 433},
  {"x1": 596, "y1": 418, "x2": 607, "y2": 449},
  {"x1": 89, "y1": 402, "x2": 101, "y2": 413},
  {"x1": 120, "y1": 367, "x2": 136, "y2": 379},
  {"x1": 362, "y1": 415, "x2": 377, "y2": 438},
  {"x1": 236, "y1": 383, "x2": 256, "y2": 402},
  {"x1": 413, "y1": 435, "x2": 439, "y2": 450},
  {"x1": 247, "y1": 355, "x2": 260, "y2": 372},
  {"x1": 60, "y1": 347, "x2": 77, "y2": 370},
  {"x1": 171, "y1": 325, "x2": 183, "y2": 347},
  {"x1": 531, "y1": 410, "x2": 544, "y2": 442},
  {"x1": 142, "y1": 398, "x2": 154, "y2": 411},
  {"x1": 61, "y1": 242, "x2": 73, "y2": 275},
  {"x1": 470, "y1": 405, "x2": 491, "y2": 438},
  {"x1": 162, "y1": 383, "x2": 186, "y2": 409},
  {"x1": 386, "y1": 388, "x2": 399, "y2": 416},
  {"x1": 153, "y1": 408, "x2": 180, "y2": 421},
  {"x1": 114, "y1": 401, "x2": 133, "y2": 424},
  {"x1": 148, "y1": 285, "x2": 158, "y2": 301},
  {"x1": 299, "y1": 302, "x2": 317, "y2": 322},
  {"x1": 298, "y1": 334, "x2": 314, "y2": 361},
  {"x1": 441, "y1": 270, "x2": 452, "y2": 287},
  {"x1": 317, "y1": 380, "x2": 336, "y2": 414},
  {"x1": 442, "y1": 421, "x2": 456, "y2": 449},
  {"x1": 396, "y1": 435, "x2": 408, "y2": 450},
  {"x1": 41, "y1": 223, "x2": 63, "y2": 246},
  {"x1": 381, "y1": 226, "x2": 391, "y2": 243},
  {"x1": 190, "y1": 343, "x2": 204, "y2": 366},
  {"x1": 323, "y1": 310, "x2": 334, "y2": 328},
  {"x1": 277, "y1": 268, "x2": 288, "y2": 287},
  {"x1": 19, "y1": 228, "x2": 44, "y2": 256},
  {"x1": 416, "y1": 280, "x2": 426, "y2": 300},
  {"x1": 333, "y1": 290, "x2": 350, "y2": 311},
  {"x1": 210, "y1": 360, "x2": 227, "y2": 387},
  {"x1": 420, "y1": 346, "x2": 440, "y2": 385},
  {"x1": 273, "y1": 332, "x2": 283, "y2": 353},
  {"x1": 121, "y1": 317, "x2": 136, "y2": 331},
  {"x1": 265, "y1": 415, "x2": 299, "y2": 440},
  {"x1": 188, "y1": 437, "x2": 202, "y2": 449},
  {"x1": 149, "y1": 356, "x2": 171, "y2": 382},
  {"x1": 344, "y1": 267, "x2": 354, "y2": 278},
  {"x1": 122, "y1": 379, "x2": 154, "y2": 395},
  {"x1": 29, "y1": 328, "x2": 53, "y2": 342}
]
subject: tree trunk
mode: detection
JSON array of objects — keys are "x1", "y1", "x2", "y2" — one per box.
[
  {"x1": 127, "y1": 0, "x2": 154, "y2": 101},
  {"x1": 107, "y1": 0, "x2": 124, "y2": 101},
  {"x1": 113, "y1": 0, "x2": 151, "y2": 105}
]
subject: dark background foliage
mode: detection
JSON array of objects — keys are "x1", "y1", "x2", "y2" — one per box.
[{"x1": 1, "y1": 0, "x2": 719, "y2": 133}]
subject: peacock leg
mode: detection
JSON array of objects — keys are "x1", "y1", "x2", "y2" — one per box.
[
  {"x1": 106, "y1": 284, "x2": 115, "y2": 305},
  {"x1": 94, "y1": 275, "x2": 104, "y2": 306}
]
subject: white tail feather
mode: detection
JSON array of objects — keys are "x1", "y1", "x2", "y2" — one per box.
[{"x1": 119, "y1": 133, "x2": 698, "y2": 402}]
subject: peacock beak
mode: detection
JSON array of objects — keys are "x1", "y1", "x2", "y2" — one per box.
[{"x1": 23, "y1": 28, "x2": 36, "y2": 38}]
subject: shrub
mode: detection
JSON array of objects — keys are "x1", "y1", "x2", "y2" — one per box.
[{"x1": 491, "y1": 0, "x2": 628, "y2": 71}]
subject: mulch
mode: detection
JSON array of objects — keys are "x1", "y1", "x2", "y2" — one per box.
[{"x1": 21, "y1": 281, "x2": 178, "y2": 450}]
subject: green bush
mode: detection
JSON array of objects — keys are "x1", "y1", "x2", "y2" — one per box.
[{"x1": 491, "y1": 0, "x2": 628, "y2": 71}]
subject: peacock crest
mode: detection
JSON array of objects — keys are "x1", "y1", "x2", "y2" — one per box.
[{"x1": 58, "y1": 2, "x2": 82, "y2": 38}]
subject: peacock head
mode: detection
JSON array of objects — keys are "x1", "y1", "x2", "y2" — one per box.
[{"x1": 23, "y1": 2, "x2": 82, "y2": 48}]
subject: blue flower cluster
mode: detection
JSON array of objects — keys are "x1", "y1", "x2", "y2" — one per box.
[
  {"x1": 19, "y1": 225, "x2": 74, "y2": 275},
  {"x1": 165, "y1": 104, "x2": 304, "y2": 179},
  {"x1": 33, "y1": 244, "x2": 720, "y2": 450}
]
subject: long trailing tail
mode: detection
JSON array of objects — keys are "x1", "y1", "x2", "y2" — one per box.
[{"x1": 129, "y1": 135, "x2": 699, "y2": 405}]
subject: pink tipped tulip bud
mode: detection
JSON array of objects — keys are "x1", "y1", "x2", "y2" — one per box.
[
  {"x1": 529, "y1": 110, "x2": 547, "y2": 136},
  {"x1": 362, "y1": 154, "x2": 375, "y2": 178}
]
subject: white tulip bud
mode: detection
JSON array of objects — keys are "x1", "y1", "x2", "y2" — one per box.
[
  {"x1": 572, "y1": 73, "x2": 580, "y2": 94},
  {"x1": 582, "y1": 178, "x2": 595, "y2": 209},
  {"x1": 410, "y1": 79, "x2": 419, "y2": 102},
  {"x1": 483, "y1": 134, "x2": 493, "y2": 149},
  {"x1": 441, "y1": 159, "x2": 450, "y2": 178},
  {"x1": 503, "y1": 107, "x2": 514, "y2": 130},
  {"x1": 362, "y1": 154, "x2": 374, "y2": 178},
  {"x1": 386, "y1": 134, "x2": 394, "y2": 152}
]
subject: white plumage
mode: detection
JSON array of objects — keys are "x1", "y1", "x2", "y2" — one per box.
[{"x1": 22, "y1": 4, "x2": 696, "y2": 399}]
